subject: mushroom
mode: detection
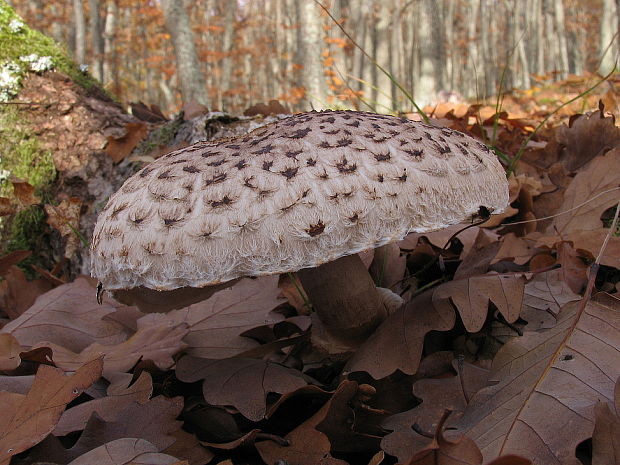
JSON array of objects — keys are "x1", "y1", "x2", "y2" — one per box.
[{"x1": 91, "y1": 110, "x2": 509, "y2": 349}]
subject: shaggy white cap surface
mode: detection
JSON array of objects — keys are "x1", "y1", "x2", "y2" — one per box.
[{"x1": 91, "y1": 110, "x2": 509, "y2": 290}]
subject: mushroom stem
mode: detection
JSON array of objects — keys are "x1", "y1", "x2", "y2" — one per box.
[{"x1": 296, "y1": 254, "x2": 388, "y2": 341}]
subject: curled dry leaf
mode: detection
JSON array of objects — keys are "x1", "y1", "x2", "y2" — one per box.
[
  {"x1": 0, "y1": 357, "x2": 103, "y2": 464},
  {"x1": 449, "y1": 293, "x2": 620, "y2": 464},
  {"x1": 175, "y1": 356, "x2": 307, "y2": 422},
  {"x1": 0, "y1": 197, "x2": 14, "y2": 217},
  {"x1": 255, "y1": 381, "x2": 355, "y2": 465},
  {"x1": 1, "y1": 277, "x2": 128, "y2": 351},
  {"x1": 11, "y1": 177, "x2": 39, "y2": 207},
  {"x1": 537, "y1": 229, "x2": 620, "y2": 270},
  {"x1": 54, "y1": 371, "x2": 153, "y2": 435},
  {"x1": 105, "y1": 121, "x2": 148, "y2": 163},
  {"x1": 557, "y1": 106, "x2": 620, "y2": 172},
  {"x1": 454, "y1": 228, "x2": 503, "y2": 280},
  {"x1": 520, "y1": 269, "x2": 581, "y2": 331},
  {"x1": 66, "y1": 438, "x2": 180, "y2": 465},
  {"x1": 138, "y1": 276, "x2": 285, "y2": 359}
]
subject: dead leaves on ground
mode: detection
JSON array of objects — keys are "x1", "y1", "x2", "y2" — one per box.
[{"x1": 1, "y1": 102, "x2": 620, "y2": 465}]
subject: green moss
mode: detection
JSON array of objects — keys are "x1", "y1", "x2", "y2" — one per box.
[
  {"x1": 0, "y1": 105, "x2": 56, "y2": 196},
  {"x1": 134, "y1": 115, "x2": 185, "y2": 157},
  {"x1": 4, "y1": 205, "x2": 51, "y2": 276},
  {"x1": 0, "y1": 1, "x2": 103, "y2": 98}
]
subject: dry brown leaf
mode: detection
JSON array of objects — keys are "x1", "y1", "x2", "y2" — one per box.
[
  {"x1": 381, "y1": 358, "x2": 490, "y2": 463},
  {"x1": 0, "y1": 333, "x2": 22, "y2": 370},
  {"x1": 537, "y1": 229, "x2": 620, "y2": 270},
  {"x1": 1, "y1": 277, "x2": 128, "y2": 351},
  {"x1": 138, "y1": 276, "x2": 285, "y2": 359},
  {"x1": 54, "y1": 371, "x2": 153, "y2": 435},
  {"x1": 492, "y1": 233, "x2": 538, "y2": 266},
  {"x1": 0, "y1": 250, "x2": 31, "y2": 276},
  {"x1": 37, "y1": 322, "x2": 188, "y2": 377},
  {"x1": 175, "y1": 356, "x2": 307, "y2": 421},
  {"x1": 548, "y1": 149, "x2": 620, "y2": 237},
  {"x1": 0, "y1": 197, "x2": 14, "y2": 216},
  {"x1": 555, "y1": 241, "x2": 590, "y2": 293},
  {"x1": 67, "y1": 438, "x2": 180, "y2": 465},
  {"x1": 344, "y1": 289, "x2": 456, "y2": 379},
  {"x1": 370, "y1": 243, "x2": 407, "y2": 290},
  {"x1": 55, "y1": 395, "x2": 210, "y2": 465},
  {"x1": 454, "y1": 229, "x2": 503, "y2": 279},
  {"x1": 449, "y1": 293, "x2": 620, "y2": 464},
  {"x1": 520, "y1": 269, "x2": 581, "y2": 331},
  {"x1": 400, "y1": 225, "x2": 496, "y2": 260},
  {"x1": 255, "y1": 381, "x2": 353, "y2": 465},
  {"x1": 44, "y1": 198, "x2": 82, "y2": 259},
  {"x1": 557, "y1": 106, "x2": 620, "y2": 171},
  {"x1": 105, "y1": 122, "x2": 148, "y2": 163},
  {"x1": 0, "y1": 358, "x2": 103, "y2": 464},
  {"x1": 403, "y1": 410, "x2": 483, "y2": 465},
  {"x1": 592, "y1": 399, "x2": 620, "y2": 465},
  {"x1": 433, "y1": 274, "x2": 525, "y2": 333},
  {"x1": 0, "y1": 265, "x2": 53, "y2": 320},
  {"x1": 0, "y1": 374, "x2": 34, "y2": 394},
  {"x1": 11, "y1": 177, "x2": 39, "y2": 206}
]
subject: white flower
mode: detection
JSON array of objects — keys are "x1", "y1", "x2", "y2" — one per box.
[{"x1": 8, "y1": 18, "x2": 24, "y2": 33}]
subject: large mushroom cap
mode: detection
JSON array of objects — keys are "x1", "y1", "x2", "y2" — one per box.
[{"x1": 91, "y1": 110, "x2": 509, "y2": 291}]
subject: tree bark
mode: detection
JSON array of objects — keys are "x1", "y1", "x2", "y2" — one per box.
[
  {"x1": 162, "y1": 0, "x2": 210, "y2": 106},
  {"x1": 88, "y1": 0, "x2": 104, "y2": 82},
  {"x1": 102, "y1": 0, "x2": 117, "y2": 88},
  {"x1": 72, "y1": 0, "x2": 86, "y2": 65},
  {"x1": 600, "y1": 0, "x2": 618, "y2": 73}
]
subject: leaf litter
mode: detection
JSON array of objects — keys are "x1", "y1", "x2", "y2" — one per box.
[{"x1": 1, "y1": 98, "x2": 620, "y2": 465}]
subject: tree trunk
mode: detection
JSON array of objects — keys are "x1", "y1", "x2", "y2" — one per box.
[
  {"x1": 162, "y1": 0, "x2": 209, "y2": 107},
  {"x1": 88, "y1": 0, "x2": 104, "y2": 82},
  {"x1": 600, "y1": 0, "x2": 617, "y2": 73},
  {"x1": 73, "y1": 0, "x2": 86, "y2": 65},
  {"x1": 553, "y1": 0, "x2": 569, "y2": 78},
  {"x1": 295, "y1": 1, "x2": 327, "y2": 110},
  {"x1": 414, "y1": 0, "x2": 437, "y2": 106},
  {"x1": 102, "y1": 0, "x2": 117, "y2": 88}
]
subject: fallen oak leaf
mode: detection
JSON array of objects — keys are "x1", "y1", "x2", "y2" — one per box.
[
  {"x1": 105, "y1": 122, "x2": 148, "y2": 163},
  {"x1": 66, "y1": 438, "x2": 180, "y2": 465},
  {"x1": 0, "y1": 357, "x2": 103, "y2": 464},
  {"x1": 1, "y1": 277, "x2": 129, "y2": 351},
  {"x1": 448, "y1": 293, "x2": 620, "y2": 463},
  {"x1": 520, "y1": 268, "x2": 580, "y2": 331},
  {"x1": 0, "y1": 250, "x2": 31, "y2": 276},
  {"x1": 0, "y1": 265, "x2": 53, "y2": 320},
  {"x1": 0, "y1": 197, "x2": 14, "y2": 216},
  {"x1": 592, "y1": 399, "x2": 620, "y2": 465},
  {"x1": 10, "y1": 177, "x2": 39, "y2": 207},
  {"x1": 138, "y1": 276, "x2": 286, "y2": 359},
  {"x1": 548, "y1": 148, "x2": 620, "y2": 237},
  {"x1": 433, "y1": 273, "x2": 525, "y2": 333},
  {"x1": 54, "y1": 371, "x2": 153, "y2": 435},
  {"x1": 34, "y1": 321, "x2": 189, "y2": 378},
  {"x1": 255, "y1": 381, "x2": 353, "y2": 465},
  {"x1": 344, "y1": 287, "x2": 456, "y2": 379},
  {"x1": 175, "y1": 356, "x2": 307, "y2": 422},
  {"x1": 536, "y1": 229, "x2": 620, "y2": 270},
  {"x1": 0, "y1": 333, "x2": 22, "y2": 370},
  {"x1": 403, "y1": 410, "x2": 483, "y2": 465}
]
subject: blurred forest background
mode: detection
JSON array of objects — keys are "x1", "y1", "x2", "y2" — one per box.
[{"x1": 7, "y1": 0, "x2": 620, "y2": 115}]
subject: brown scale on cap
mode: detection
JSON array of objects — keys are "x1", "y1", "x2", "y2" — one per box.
[{"x1": 91, "y1": 110, "x2": 509, "y2": 291}]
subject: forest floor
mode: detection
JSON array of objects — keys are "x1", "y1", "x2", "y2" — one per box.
[{"x1": 0, "y1": 69, "x2": 620, "y2": 465}]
